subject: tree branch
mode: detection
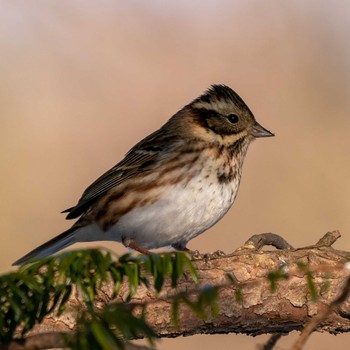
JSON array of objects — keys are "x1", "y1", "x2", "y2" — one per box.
[
  {"x1": 5, "y1": 231, "x2": 350, "y2": 350},
  {"x1": 291, "y1": 274, "x2": 350, "y2": 350}
]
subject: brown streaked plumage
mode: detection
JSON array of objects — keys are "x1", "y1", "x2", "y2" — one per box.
[{"x1": 13, "y1": 84, "x2": 274, "y2": 265}]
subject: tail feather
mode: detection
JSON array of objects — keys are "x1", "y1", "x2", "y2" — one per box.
[{"x1": 13, "y1": 228, "x2": 77, "y2": 266}]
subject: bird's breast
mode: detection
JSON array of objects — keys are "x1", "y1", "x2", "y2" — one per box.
[{"x1": 107, "y1": 161, "x2": 242, "y2": 249}]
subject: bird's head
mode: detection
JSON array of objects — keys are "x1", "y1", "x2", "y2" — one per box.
[{"x1": 183, "y1": 84, "x2": 274, "y2": 145}]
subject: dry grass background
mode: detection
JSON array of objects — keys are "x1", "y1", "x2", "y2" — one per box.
[{"x1": 1, "y1": 1, "x2": 350, "y2": 349}]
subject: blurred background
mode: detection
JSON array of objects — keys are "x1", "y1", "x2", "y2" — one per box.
[{"x1": 1, "y1": 0, "x2": 350, "y2": 349}]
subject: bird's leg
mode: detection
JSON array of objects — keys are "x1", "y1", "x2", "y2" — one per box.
[
  {"x1": 122, "y1": 237, "x2": 152, "y2": 256},
  {"x1": 171, "y1": 242, "x2": 190, "y2": 252}
]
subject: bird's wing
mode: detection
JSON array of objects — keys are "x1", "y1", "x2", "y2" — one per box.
[{"x1": 63, "y1": 128, "x2": 176, "y2": 219}]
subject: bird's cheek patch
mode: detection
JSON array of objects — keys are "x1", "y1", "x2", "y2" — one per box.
[{"x1": 222, "y1": 131, "x2": 247, "y2": 145}]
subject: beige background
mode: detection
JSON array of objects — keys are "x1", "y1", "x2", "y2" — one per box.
[{"x1": 1, "y1": 1, "x2": 350, "y2": 349}]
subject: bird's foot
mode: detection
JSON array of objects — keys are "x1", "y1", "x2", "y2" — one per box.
[
  {"x1": 200, "y1": 250, "x2": 226, "y2": 261},
  {"x1": 209, "y1": 249, "x2": 226, "y2": 258},
  {"x1": 171, "y1": 243, "x2": 203, "y2": 260},
  {"x1": 171, "y1": 243, "x2": 226, "y2": 261}
]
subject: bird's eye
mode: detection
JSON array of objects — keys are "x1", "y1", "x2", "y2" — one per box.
[{"x1": 227, "y1": 114, "x2": 239, "y2": 124}]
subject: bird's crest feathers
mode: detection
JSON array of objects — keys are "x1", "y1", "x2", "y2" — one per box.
[{"x1": 192, "y1": 84, "x2": 250, "y2": 112}]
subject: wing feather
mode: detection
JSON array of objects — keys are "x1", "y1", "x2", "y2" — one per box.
[{"x1": 63, "y1": 128, "x2": 177, "y2": 219}]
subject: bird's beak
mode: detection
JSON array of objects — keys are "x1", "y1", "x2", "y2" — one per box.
[{"x1": 250, "y1": 122, "x2": 274, "y2": 138}]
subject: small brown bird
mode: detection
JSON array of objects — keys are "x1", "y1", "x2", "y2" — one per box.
[{"x1": 13, "y1": 84, "x2": 274, "y2": 265}]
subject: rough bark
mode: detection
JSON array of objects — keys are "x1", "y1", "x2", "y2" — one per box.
[{"x1": 4, "y1": 231, "x2": 350, "y2": 349}]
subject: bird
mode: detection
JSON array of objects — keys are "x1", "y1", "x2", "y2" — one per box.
[{"x1": 13, "y1": 84, "x2": 274, "y2": 265}]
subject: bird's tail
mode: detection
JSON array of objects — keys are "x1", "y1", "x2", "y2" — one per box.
[{"x1": 13, "y1": 227, "x2": 77, "y2": 266}]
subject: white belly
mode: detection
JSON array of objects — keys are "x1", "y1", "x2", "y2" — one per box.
[{"x1": 106, "y1": 175, "x2": 239, "y2": 249}]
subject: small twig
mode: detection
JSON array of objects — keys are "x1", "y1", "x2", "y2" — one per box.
[
  {"x1": 241, "y1": 233, "x2": 294, "y2": 251},
  {"x1": 314, "y1": 230, "x2": 341, "y2": 247},
  {"x1": 290, "y1": 274, "x2": 350, "y2": 350},
  {"x1": 258, "y1": 333, "x2": 284, "y2": 350}
]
